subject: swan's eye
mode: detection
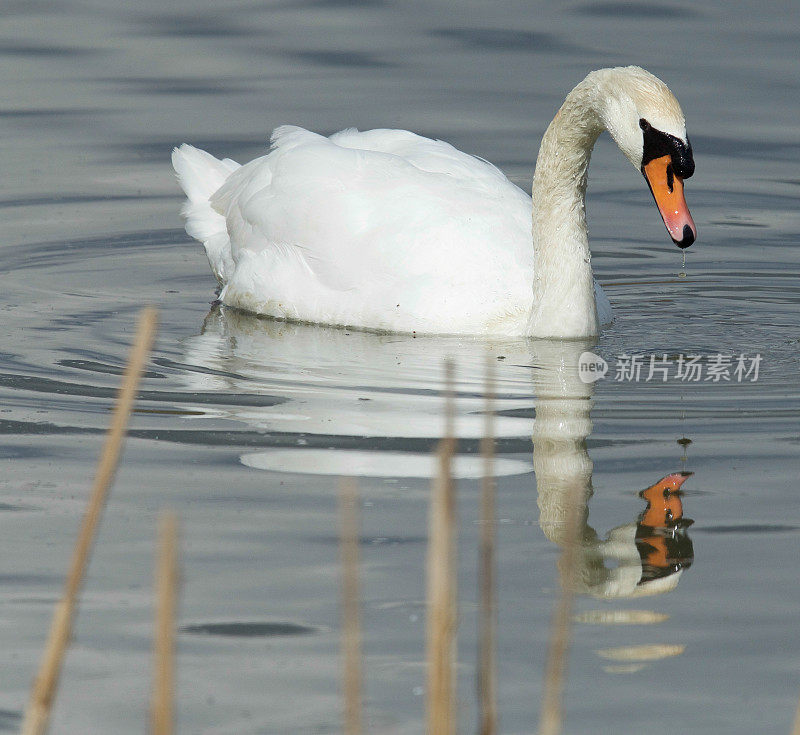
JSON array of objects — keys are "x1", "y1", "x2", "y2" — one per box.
[{"x1": 639, "y1": 118, "x2": 651, "y2": 131}]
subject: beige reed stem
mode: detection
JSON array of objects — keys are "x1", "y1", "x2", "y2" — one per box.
[
  {"x1": 151, "y1": 512, "x2": 178, "y2": 735},
  {"x1": 426, "y1": 360, "x2": 457, "y2": 735},
  {"x1": 478, "y1": 357, "x2": 497, "y2": 735},
  {"x1": 791, "y1": 690, "x2": 800, "y2": 735},
  {"x1": 537, "y1": 481, "x2": 582, "y2": 735},
  {"x1": 20, "y1": 306, "x2": 158, "y2": 735},
  {"x1": 339, "y1": 478, "x2": 363, "y2": 735}
]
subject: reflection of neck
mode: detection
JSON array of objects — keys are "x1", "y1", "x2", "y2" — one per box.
[
  {"x1": 533, "y1": 398, "x2": 593, "y2": 545},
  {"x1": 530, "y1": 340, "x2": 595, "y2": 545}
]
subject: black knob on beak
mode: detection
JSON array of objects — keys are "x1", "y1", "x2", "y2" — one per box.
[{"x1": 675, "y1": 224, "x2": 695, "y2": 249}]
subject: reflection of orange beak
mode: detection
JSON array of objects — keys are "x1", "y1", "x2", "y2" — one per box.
[
  {"x1": 640, "y1": 472, "x2": 692, "y2": 527},
  {"x1": 647, "y1": 471, "x2": 693, "y2": 494},
  {"x1": 642, "y1": 155, "x2": 696, "y2": 248}
]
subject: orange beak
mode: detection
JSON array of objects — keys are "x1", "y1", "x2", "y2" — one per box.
[{"x1": 642, "y1": 154, "x2": 696, "y2": 248}]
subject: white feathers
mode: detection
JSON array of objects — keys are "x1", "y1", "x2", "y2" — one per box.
[
  {"x1": 174, "y1": 126, "x2": 538, "y2": 334},
  {"x1": 172, "y1": 144, "x2": 240, "y2": 283}
]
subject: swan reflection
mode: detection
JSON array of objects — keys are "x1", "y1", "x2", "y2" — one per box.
[
  {"x1": 180, "y1": 305, "x2": 536, "y2": 448},
  {"x1": 530, "y1": 339, "x2": 693, "y2": 598},
  {"x1": 181, "y1": 306, "x2": 693, "y2": 599}
]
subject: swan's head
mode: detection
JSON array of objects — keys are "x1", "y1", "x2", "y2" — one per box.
[{"x1": 592, "y1": 66, "x2": 696, "y2": 248}]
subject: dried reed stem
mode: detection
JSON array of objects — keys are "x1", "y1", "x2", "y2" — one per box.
[
  {"x1": 426, "y1": 360, "x2": 457, "y2": 735},
  {"x1": 537, "y1": 483, "x2": 582, "y2": 735},
  {"x1": 339, "y1": 478, "x2": 362, "y2": 735},
  {"x1": 791, "y1": 690, "x2": 800, "y2": 735},
  {"x1": 478, "y1": 357, "x2": 497, "y2": 735},
  {"x1": 151, "y1": 512, "x2": 178, "y2": 735},
  {"x1": 20, "y1": 306, "x2": 158, "y2": 735}
]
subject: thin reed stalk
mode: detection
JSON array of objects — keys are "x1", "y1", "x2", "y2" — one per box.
[
  {"x1": 339, "y1": 478, "x2": 362, "y2": 735},
  {"x1": 791, "y1": 690, "x2": 800, "y2": 735},
  {"x1": 477, "y1": 358, "x2": 497, "y2": 735},
  {"x1": 426, "y1": 360, "x2": 457, "y2": 735},
  {"x1": 537, "y1": 483, "x2": 582, "y2": 735},
  {"x1": 151, "y1": 512, "x2": 178, "y2": 735},
  {"x1": 20, "y1": 306, "x2": 158, "y2": 735}
]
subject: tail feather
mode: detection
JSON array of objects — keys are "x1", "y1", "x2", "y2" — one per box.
[
  {"x1": 172, "y1": 144, "x2": 240, "y2": 283},
  {"x1": 172, "y1": 144, "x2": 238, "y2": 201}
]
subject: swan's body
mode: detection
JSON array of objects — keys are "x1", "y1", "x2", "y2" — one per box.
[{"x1": 173, "y1": 66, "x2": 695, "y2": 338}]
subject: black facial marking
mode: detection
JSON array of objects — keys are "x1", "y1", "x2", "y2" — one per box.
[{"x1": 639, "y1": 117, "x2": 694, "y2": 179}]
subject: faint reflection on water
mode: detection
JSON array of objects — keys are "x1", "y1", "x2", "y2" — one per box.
[{"x1": 240, "y1": 448, "x2": 532, "y2": 478}]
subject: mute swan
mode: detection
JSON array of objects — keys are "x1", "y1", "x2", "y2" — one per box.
[{"x1": 173, "y1": 65, "x2": 695, "y2": 338}]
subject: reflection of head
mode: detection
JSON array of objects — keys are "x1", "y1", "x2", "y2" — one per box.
[
  {"x1": 636, "y1": 472, "x2": 694, "y2": 586},
  {"x1": 572, "y1": 472, "x2": 694, "y2": 598},
  {"x1": 636, "y1": 530, "x2": 694, "y2": 584}
]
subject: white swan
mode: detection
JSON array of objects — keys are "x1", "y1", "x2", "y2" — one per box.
[{"x1": 173, "y1": 65, "x2": 695, "y2": 338}]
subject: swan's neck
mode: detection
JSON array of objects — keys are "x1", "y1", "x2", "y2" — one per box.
[{"x1": 528, "y1": 82, "x2": 605, "y2": 338}]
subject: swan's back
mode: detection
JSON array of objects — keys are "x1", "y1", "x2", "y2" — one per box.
[
  {"x1": 174, "y1": 126, "x2": 534, "y2": 334},
  {"x1": 329, "y1": 127, "x2": 512, "y2": 191}
]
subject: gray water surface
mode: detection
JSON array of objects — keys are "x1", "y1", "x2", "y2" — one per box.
[{"x1": 1, "y1": 1, "x2": 799, "y2": 733}]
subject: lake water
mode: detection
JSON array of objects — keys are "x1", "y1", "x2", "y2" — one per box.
[{"x1": 1, "y1": 1, "x2": 799, "y2": 733}]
